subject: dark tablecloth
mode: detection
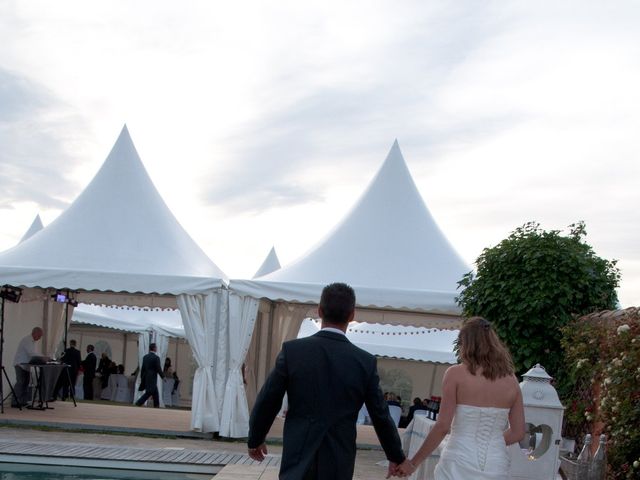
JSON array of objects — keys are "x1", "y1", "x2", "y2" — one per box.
[{"x1": 22, "y1": 363, "x2": 67, "y2": 402}]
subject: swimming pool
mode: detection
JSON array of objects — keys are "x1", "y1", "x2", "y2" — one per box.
[{"x1": 0, "y1": 463, "x2": 212, "y2": 480}]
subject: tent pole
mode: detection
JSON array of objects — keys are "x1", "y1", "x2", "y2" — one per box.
[
  {"x1": 0, "y1": 296, "x2": 4, "y2": 413},
  {"x1": 0, "y1": 294, "x2": 20, "y2": 413},
  {"x1": 122, "y1": 333, "x2": 128, "y2": 369},
  {"x1": 427, "y1": 364, "x2": 438, "y2": 397},
  {"x1": 63, "y1": 301, "x2": 69, "y2": 350}
]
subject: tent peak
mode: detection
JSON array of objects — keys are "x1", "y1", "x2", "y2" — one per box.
[
  {"x1": 19, "y1": 214, "x2": 44, "y2": 243},
  {"x1": 113, "y1": 124, "x2": 135, "y2": 151},
  {"x1": 253, "y1": 246, "x2": 282, "y2": 278},
  {"x1": 384, "y1": 139, "x2": 406, "y2": 166}
]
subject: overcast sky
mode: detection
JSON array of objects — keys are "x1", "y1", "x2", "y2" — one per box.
[{"x1": 1, "y1": 1, "x2": 638, "y2": 306}]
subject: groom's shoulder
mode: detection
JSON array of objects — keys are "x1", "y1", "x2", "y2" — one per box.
[
  {"x1": 284, "y1": 334, "x2": 372, "y2": 356},
  {"x1": 282, "y1": 335, "x2": 316, "y2": 350},
  {"x1": 349, "y1": 342, "x2": 374, "y2": 360}
]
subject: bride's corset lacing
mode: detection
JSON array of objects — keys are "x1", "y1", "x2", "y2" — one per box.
[{"x1": 442, "y1": 405, "x2": 510, "y2": 472}]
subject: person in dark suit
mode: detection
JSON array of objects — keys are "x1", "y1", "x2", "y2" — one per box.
[
  {"x1": 135, "y1": 343, "x2": 164, "y2": 408},
  {"x1": 248, "y1": 282, "x2": 409, "y2": 479},
  {"x1": 405, "y1": 397, "x2": 426, "y2": 426},
  {"x1": 96, "y1": 352, "x2": 112, "y2": 389},
  {"x1": 81, "y1": 344, "x2": 97, "y2": 400},
  {"x1": 58, "y1": 339, "x2": 82, "y2": 400}
]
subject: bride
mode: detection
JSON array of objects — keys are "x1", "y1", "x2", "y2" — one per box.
[{"x1": 395, "y1": 317, "x2": 525, "y2": 479}]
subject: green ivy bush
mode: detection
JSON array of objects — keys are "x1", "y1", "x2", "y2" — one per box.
[{"x1": 457, "y1": 221, "x2": 619, "y2": 379}]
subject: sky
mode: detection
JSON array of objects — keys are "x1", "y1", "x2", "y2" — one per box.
[{"x1": 0, "y1": 1, "x2": 639, "y2": 306}]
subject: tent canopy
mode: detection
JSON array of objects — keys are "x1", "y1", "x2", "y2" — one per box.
[
  {"x1": 231, "y1": 141, "x2": 469, "y2": 314},
  {"x1": 0, "y1": 126, "x2": 227, "y2": 296},
  {"x1": 73, "y1": 304, "x2": 185, "y2": 338},
  {"x1": 299, "y1": 319, "x2": 458, "y2": 364}
]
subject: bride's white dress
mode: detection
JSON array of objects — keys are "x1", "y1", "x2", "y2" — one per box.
[{"x1": 435, "y1": 405, "x2": 511, "y2": 479}]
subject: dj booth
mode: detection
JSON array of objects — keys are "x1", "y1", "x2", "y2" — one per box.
[{"x1": 20, "y1": 362, "x2": 77, "y2": 410}]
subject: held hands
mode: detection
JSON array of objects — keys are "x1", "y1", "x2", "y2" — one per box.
[
  {"x1": 396, "y1": 459, "x2": 417, "y2": 476},
  {"x1": 247, "y1": 443, "x2": 268, "y2": 461},
  {"x1": 386, "y1": 459, "x2": 417, "y2": 478}
]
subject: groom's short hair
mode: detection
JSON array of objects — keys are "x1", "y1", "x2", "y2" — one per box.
[{"x1": 319, "y1": 283, "x2": 355, "y2": 324}]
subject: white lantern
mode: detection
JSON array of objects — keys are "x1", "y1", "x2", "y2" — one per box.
[{"x1": 509, "y1": 364, "x2": 564, "y2": 480}]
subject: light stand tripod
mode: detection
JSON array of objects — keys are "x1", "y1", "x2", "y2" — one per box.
[{"x1": 1, "y1": 287, "x2": 23, "y2": 413}]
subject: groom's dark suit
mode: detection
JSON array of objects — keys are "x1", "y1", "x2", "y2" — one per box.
[{"x1": 249, "y1": 330, "x2": 405, "y2": 480}]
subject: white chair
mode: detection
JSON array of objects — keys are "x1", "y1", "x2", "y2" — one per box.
[
  {"x1": 110, "y1": 374, "x2": 131, "y2": 403},
  {"x1": 357, "y1": 403, "x2": 369, "y2": 425},
  {"x1": 127, "y1": 375, "x2": 136, "y2": 403},
  {"x1": 100, "y1": 376, "x2": 113, "y2": 400},
  {"x1": 413, "y1": 409, "x2": 428, "y2": 417},
  {"x1": 388, "y1": 405, "x2": 402, "y2": 426},
  {"x1": 75, "y1": 373, "x2": 84, "y2": 400},
  {"x1": 162, "y1": 378, "x2": 174, "y2": 407},
  {"x1": 171, "y1": 384, "x2": 180, "y2": 407}
]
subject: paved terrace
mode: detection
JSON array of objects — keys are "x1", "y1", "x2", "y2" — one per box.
[{"x1": 0, "y1": 401, "x2": 390, "y2": 479}]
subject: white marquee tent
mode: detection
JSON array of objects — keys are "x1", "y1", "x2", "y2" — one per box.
[
  {"x1": 0, "y1": 126, "x2": 226, "y2": 296},
  {"x1": 236, "y1": 141, "x2": 470, "y2": 409},
  {"x1": 232, "y1": 140, "x2": 468, "y2": 316},
  {"x1": 0, "y1": 126, "x2": 257, "y2": 437}
]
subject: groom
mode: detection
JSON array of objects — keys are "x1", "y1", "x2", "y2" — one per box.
[{"x1": 248, "y1": 282, "x2": 408, "y2": 479}]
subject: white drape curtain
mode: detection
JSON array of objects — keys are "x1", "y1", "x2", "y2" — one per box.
[
  {"x1": 269, "y1": 303, "x2": 311, "y2": 367},
  {"x1": 133, "y1": 332, "x2": 150, "y2": 404},
  {"x1": 219, "y1": 292, "x2": 259, "y2": 437},
  {"x1": 243, "y1": 323, "x2": 260, "y2": 409},
  {"x1": 62, "y1": 303, "x2": 76, "y2": 351},
  {"x1": 44, "y1": 299, "x2": 74, "y2": 357},
  {"x1": 177, "y1": 290, "x2": 223, "y2": 433},
  {"x1": 151, "y1": 329, "x2": 169, "y2": 408},
  {"x1": 242, "y1": 302, "x2": 310, "y2": 412}
]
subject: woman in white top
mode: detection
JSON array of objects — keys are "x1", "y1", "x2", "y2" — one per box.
[{"x1": 397, "y1": 317, "x2": 525, "y2": 479}]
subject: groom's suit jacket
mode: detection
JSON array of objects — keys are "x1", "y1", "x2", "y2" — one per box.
[{"x1": 249, "y1": 330, "x2": 405, "y2": 480}]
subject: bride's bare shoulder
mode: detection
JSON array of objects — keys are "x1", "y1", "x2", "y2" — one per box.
[
  {"x1": 507, "y1": 374, "x2": 521, "y2": 388},
  {"x1": 444, "y1": 364, "x2": 466, "y2": 378}
]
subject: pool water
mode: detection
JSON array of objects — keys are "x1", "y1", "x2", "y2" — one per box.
[{"x1": 0, "y1": 464, "x2": 212, "y2": 480}]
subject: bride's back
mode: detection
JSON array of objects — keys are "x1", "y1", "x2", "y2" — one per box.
[
  {"x1": 455, "y1": 364, "x2": 519, "y2": 409},
  {"x1": 453, "y1": 316, "x2": 520, "y2": 410}
]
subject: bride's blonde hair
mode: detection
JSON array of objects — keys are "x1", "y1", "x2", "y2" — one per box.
[{"x1": 458, "y1": 317, "x2": 515, "y2": 380}]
